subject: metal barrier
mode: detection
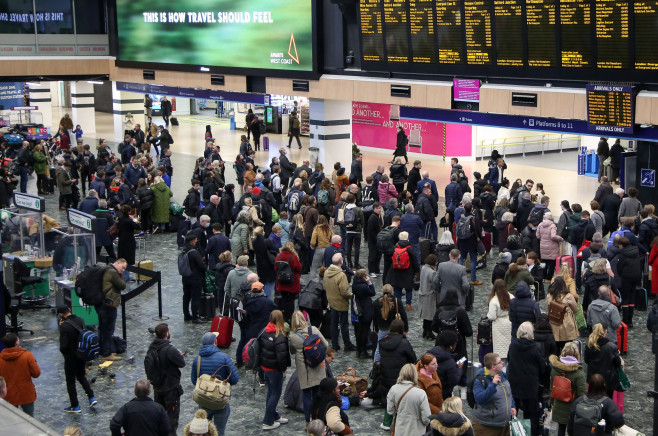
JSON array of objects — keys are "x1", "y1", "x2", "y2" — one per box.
[{"x1": 479, "y1": 133, "x2": 581, "y2": 160}]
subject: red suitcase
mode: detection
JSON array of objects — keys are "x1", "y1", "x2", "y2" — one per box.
[
  {"x1": 617, "y1": 321, "x2": 628, "y2": 355},
  {"x1": 211, "y1": 315, "x2": 234, "y2": 348},
  {"x1": 481, "y1": 231, "x2": 492, "y2": 253},
  {"x1": 555, "y1": 255, "x2": 575, "y2": 278}
]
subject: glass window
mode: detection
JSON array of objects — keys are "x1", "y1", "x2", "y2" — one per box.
[
  {"x1": 75, "y1": 0, "x2": 106, "y2": 34},
  {"x1": 35, "y1": 0, "x2": 73, "y2": 34},
  {"x1": 0, "y1": 0, "x2": 34, "y2": 34}
]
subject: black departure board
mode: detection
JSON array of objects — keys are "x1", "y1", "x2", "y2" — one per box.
[
  {"x1": 357, "y1": 0, "x2": 658, "y2": 82},
  {"x1": 494, "y1": 0, "x2": 524, "y2": 66},
  {"x1": 436, "y1": 0, "x2": 464, "y2": 64},
  {"x1": 410, "y1": 0, "x2": 436, "y2": 63},
  {"x1": 383, "y1": 0, "x2": 410, "y2": 62},
  {"x1": 596, "y1": 0, "x2": 630, "y2": 69},
  {"x1": 560, "y1": 0, "x2": 592, "y2": 68},
  {"x1": 527, "y1": 0, "x2": 558, "y2": 67},
  {"x1": 359, "y1": 0, "x2": 385, "y2": 62},
  {"x1": 634, "y1": 1, "x2": 658, "y2": 70},
  {"x1": 464, "y1": 1, "x2": 494, "y2": 65},
  {"x1": 586, "y1": 84, "x2": 634, "y2": 134}
]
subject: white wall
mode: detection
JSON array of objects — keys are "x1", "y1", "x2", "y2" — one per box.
[
  {"x1": 172, "y1": 97, "x2": 190, "y2": 115},
  {"x1": 473, "y1": 125, "x2": 581, "y2": 158},
  {"x1": 581, "y1": 135, "x2": 632, "y2": 151}
]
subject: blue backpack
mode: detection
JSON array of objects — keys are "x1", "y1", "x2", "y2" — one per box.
[
  {"x1": 66, "y1": 319, "x2": 100, "y2": 361},
  {"x1": 298, "y1": 327, "x2": 327, "y2": 368}
]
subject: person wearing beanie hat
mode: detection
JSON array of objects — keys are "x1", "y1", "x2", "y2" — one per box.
[
  {"x1": 492, "y1": 252, "x2": 512, "y2": 284},
  {"x1": 251, "y1": 281, "x2": 265, "y2": 292},
  {"x1": 191, "y1": 332, "x2": 239, "y2": 435},
  {"x1": 386, "y1": 230, "x2": 419, "y2": 310},
  {"x1": 184, "y1": 409, "x2": 219, "y2": 436}
]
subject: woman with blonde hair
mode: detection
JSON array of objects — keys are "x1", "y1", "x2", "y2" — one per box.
[
  {"x1": 552, "y1": 262, "x2": 578, "y2": 301},
  {"x1": 386, "y1": 363, "x2": 431, "y2": 436},
  {"x1": 429, "y1": 397, "x2": 474, "y2": 436},
  {"x1": 415, "y1": 353, "x2": 443, "y2": 414},
  {"x1": 548, "y1": 342, "x2": 587, "y2": 436},
  {"x1": 373, "y1": 284, "x2": 409, "y2": 362},
  {"x1": 547, "y1": 277, "x2": 579, "y2": 351},
  {"x1": 63, "y1": 425, "x2": 83, "y2": 436},
  {"x1": 275, "y1": 242, "x2": 302, "y2": 323},
  {"x1": 389, "y1": 156, "x2": 408, "y2": 193},
  {"x1": 289, "y1": 311, "x2": 329, "y2": 424},
  {"x1": 584, "y1": 323, "x2": 622, "y2": 398},
  {"x1": 258, "y1": 310, "x2": 291, "y2": 430},
  {"x1": 310, "y1": 216, "x2": 334, "y2": 277}
]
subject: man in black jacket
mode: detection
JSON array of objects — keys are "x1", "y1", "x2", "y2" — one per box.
[
  {"x1": 596, "y1": 137, "x2": 609, "y2": 182},
  {"x1": 160, "y1": 96, "x2": 172, "y2": 127},
  {"x1": 145, "y1": 323, "x2": 185, "y2": 435},
  {"x1": 57, "y1": 306, "x2": 96, "y2": 413},
  {"x1": 601, "y1": 188, "x2": 624, "y2": 235},
  {"x1": 406, "y1": 160, "x2": 422, "y2": 200},
  {"x1": 367, "y1": 203, "x2": 384, "y2": 277},
  {"x1": 110, "y1": 380, "x2": 171, "y2": 436},
  {"x1": 416, "y1": 185, "x2": 438, "y2": 241},
  {"x1": 350, "y1": 153, "x2": 363, "y2": 187},
  {"x1": 278, "y1": 147, "x2": 295, "y2": 189},
  {"x1": 181, "y1": 234, "x2": 208, "y2": 323}
]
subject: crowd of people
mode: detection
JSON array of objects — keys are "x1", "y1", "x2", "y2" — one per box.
[{"x1": 0, "y1": 124, "x2": 651, "y2": 436}]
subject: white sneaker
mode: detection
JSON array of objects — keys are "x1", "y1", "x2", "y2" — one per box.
[
  {"x1": 276, "y1": 417, "x2": 288, "y2": 424},
  {"x1": 369, "y1": 273, "x2": 377, "y2": 278},
  {"x1": 380, "y1": 423, "x2": 391, "y2": 431},
  {"x1": 262, "y1": 422, "x2": 281, "y2": 431}
]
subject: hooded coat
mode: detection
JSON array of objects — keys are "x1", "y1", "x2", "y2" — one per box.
[
  {"x1": 379, "y1": 333, "x2": 417, "y2": 390},
  {"x1": 150, "y1": 181, "x2": 172, "y2": 224},
  {"x1": 507, "y1": 338, "x2": 546, "y2": 400},
  {"x1": 496, "y1": 220, "x2": 517, "y2": 251},
  {"x1": 427, "y1": 346, "x2": 462, "y2": 400},
  {"x1": 508, "y1": 282, "x2": 541, "y2": 338},
  {"x1": 223, "y1": 266, "x2": 250, "y2": 299},
  {"x1": 415, "y1": 360, "x2": 444, "y2": 414},
  {"x1": 433, "y1": 289, "x2": 472, "y2": 362},
  {"x1": 536, "y1": 219, "x2": 562, "y2": 260},
  {"x1": 584, "y1": 337, "x2": 622, "y2": 394},
  {"x1": 386, "y1": 240, "x2": 420, "y2": 289},
  {"x1": 289, "y1": 325, "x2": 328, "y2": 389},
  {"x1": 0, "y1": 347, "x2": 40, "y2": 406},
  {"x1": 145, "y1": 338, "x2": 186, "y2": 393},
  {"x1": 429, "y1": 413, "x2": 474, "y2": 436},
  {"x1": 548, "y1": 355, "x2": 587, "y2": 425},
  {"x1": 586, "y1": 299, "x2": 621, "y2": 343}
]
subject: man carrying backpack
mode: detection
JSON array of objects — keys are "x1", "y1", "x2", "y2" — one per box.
[
  {"x1": 144, "y1": 323, "x2": 186, "y2": 436},
  {"x1": 57, "y1": 305, "x2": 97, "y2": 413},
  {"x1": 456, "y1": 203, "x2": 483, "y2": 286},
  {"x1": 179, "y1": 234, "x2": 208, "y2": 323},
  {"x1": 379, "y1": 215, "x2": 402, "y2": 284},
  {"x1": 386, "y1": 232, "x2": 420, "y2": 310},
  {"x1": 343, "y1": 193, "x2": 365, "y2": 269},
  {"x1": 471, "y1": 352, "x2": 517, "y2": 435},
  {"x1": 97, "y1": 259, "x2": 128, "y2": 361}
]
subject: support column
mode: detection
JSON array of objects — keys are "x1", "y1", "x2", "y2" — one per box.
[
  {"x1": 26, "y1": 83, "x2": 52, "y2": 130},
  {"x1": 70, "y1": 81, "x2": 96, "y2": 139},
  {"x1": 309, "y1": 98, "x2": 352, "y2": 169},
  {"x1": 111, "y1": 82, "x2": 143, "y2": 142}
]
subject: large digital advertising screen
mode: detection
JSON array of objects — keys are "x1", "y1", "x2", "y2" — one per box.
[{"x1": 115, "y1": 0, "x2": 315, "y2": 76}]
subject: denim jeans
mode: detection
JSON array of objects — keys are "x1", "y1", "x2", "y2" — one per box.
[
  {"x1": 263, "y1": 370, "x2": 283, "y2": 425},
  {"x1": 203, "y1": 405, "x2": 230, "y2": 436},
  {"x1": 18, "y1": 165, "x2": 28, "y2": 193},
  {"x1": 373, "y1": 329, "x2": 389, "y2": 362},
  {"x1": 410, "y1": 244, "x2": 421, "y2": 270},
  {"x1": 346, "y1": 233, "x2": 361, "y2": 266},
  {"x1": 17, "y1": 402, "x2": 34, "y2": 416},
  {"x1": 302, "y1": 385, "x2": 319, "y2": 422},
  {"x1": 459, "y1": 248, "x2": 478, "y2": 282},
  {"x1": 394, "y1": 286, "x2": 413, "y2": 306},
  {"x1": 330, "y1": 308, "x2": 353, "y2": 349},
  {"x1": 95, "y1": 304, "x2": 117, "y2": 356},
  {"x1": 263, "y1": 281, "x2": 275, "y2": 300}
]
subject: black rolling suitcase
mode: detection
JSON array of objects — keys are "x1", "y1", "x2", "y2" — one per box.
[
  {"x1": 199, "y1": 293, "x2": 216, "y2": 319},
  {"x1": 419, "y1": 238, "x2": 437, "y2": 264},
  {"x1": 170, "y1": 117, "x2": 179, "y2": 126},
  {"x1": 465, "y1": 284, "x2": 474, "y2": 311}
]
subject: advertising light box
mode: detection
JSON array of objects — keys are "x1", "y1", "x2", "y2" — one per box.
[{"x1": 116, "y1": 0, "x2": 315, "y2": 77}]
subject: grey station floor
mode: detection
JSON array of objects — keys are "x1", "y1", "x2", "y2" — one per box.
[{"x1": 4, "y1": 108, "x2": 654, "y2": 435}]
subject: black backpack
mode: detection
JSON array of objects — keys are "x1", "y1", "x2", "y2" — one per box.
[
  {"x1": 528, "y1": 207, "x2": 545, "y2": 226},
  {"x1": 377, "y1": 226, "x2": 398, "y2": 255},
  {"x1": 144, "y1": 345, "x2": 170, "y2": 388},
  {"x1": 466, "y1": 374, "x2": 488, "y2": 408},
  {"x1": 276, "y1": 257, "x2": 295, "y2": 284},
  {"x1": 573, "y1": 396, "x2": 606, "y2": 428},
  {"x1": 437, "y1": 309, "x2": 459, "y2": 333},
  {"x1": 476, "y1": 316, "x2": 493, "y2": 346},
  {"x1": 75, "y1": 265, "x2": 108, "y2": 306}
]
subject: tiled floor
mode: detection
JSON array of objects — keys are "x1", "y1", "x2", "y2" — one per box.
[{"x1": 9, "y1": 108, "x2": 651, "y2": 435}]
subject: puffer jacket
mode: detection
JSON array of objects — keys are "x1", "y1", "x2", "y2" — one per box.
[
  {"x1": 137, "y1": 186, "x2": 154, "y2": 210},
  {"x1": 386, "y1": 240, "x2": 420, "y2": 289},
  {"x1": 379, "y1": 333, "x2": 416, "y2": 390},
  {"x1": 230, "y1": 222, "x2": 249, "y2": 260},
  {"x1": 436, "y1": 244, "x2": 455, "y2": 264},
  {"x1": 586, "y1": 299, "x2": 621, "y2": 343},
  {"x1": 617, "y1": 245, "x2": 642, "y2": 281},
  {"x1": 444, "y1": 182, "x2": 462, "y2": 211},
  {"x1": 507, "y1": 337, "x2": 545, "y2": 400},
  {"x1": 190, "y1": 346, "x2": 238, "y2": 386},
  {"x1": 536, "y1": 219, "x2": 562, "y2": 260},
  {"x1": 429, "y1": 412, "x2": 474, "y2": 436},
  {"x1": 472, "y1": 368, "x2": 515, "y2": 428},
  {"x1": 377, "y1": 182, "x2": 398, "y2": 206},
  {"x1": 548, "y1": 355, "x2": 586, "y2": 425},
  {"x1": 0, "y1": 347, "x2": 40, "y2": 406},
  {"x1": 582, "y1": 271, "x2": 610, "y2": 312},
  {"x1": 214, "y1": 261, "x2": 235, "y2": 300},
  {"x1": 224, "y1": 266, "x2": 250, "y2": 299},
  {"x1": 568, "y1": 394, "x2": 624, "y2": 436},
  {"x1": 508, "y1": 282, "x2": 541, "y2": 338},
  {"x1": 496, "y1": 220, "x2": 517, "y2": 251},
  {"x1": 259, "y1": 323, "x2": 291, "y2": 372},
  {"x1": 389, "y1": 163, "x2": 408, "y2": 186}
]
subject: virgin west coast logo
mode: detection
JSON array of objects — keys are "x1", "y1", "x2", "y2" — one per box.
[{"x1": 270, "y1": 34, "x2": 300, "y2": 65}]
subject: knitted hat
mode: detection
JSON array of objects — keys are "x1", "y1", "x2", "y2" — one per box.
[
  {"x1": 188, "y1": 409, "x2": 209, "y2": 434},
  {"x1": 251, "y1": 281, "x2": 264, "y2": 293},
  {"x1": 201, "y1": 332, "x2": 217, "y2": 346},
  {"x1": 498, "y1": 252, "x2": 512, "y2": 264}
]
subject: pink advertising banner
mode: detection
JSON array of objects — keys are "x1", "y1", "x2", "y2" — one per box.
[{"x1": 351, "y1": 101, "x2": 473, "y2": 157}]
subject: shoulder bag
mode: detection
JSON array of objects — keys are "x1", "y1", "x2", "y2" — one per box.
[{"x1": 192, "y1": 359, "x2": 232, "y2": 410}]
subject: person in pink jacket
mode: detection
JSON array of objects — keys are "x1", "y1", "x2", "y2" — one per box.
[
  {"x1": 377, "y1": 174, "x2": 399, "y2": 206},
  {"x1": 535, "y1": 212, "x2": 563, "y2": 281}
]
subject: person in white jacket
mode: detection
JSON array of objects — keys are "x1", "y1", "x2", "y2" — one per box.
[{"x1": 387, "y1": 363, "x2": 431, "y2": 436}]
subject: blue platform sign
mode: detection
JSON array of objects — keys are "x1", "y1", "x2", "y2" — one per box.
[{"x1": 641, "y1": 169, "x2": 655, "y2": 188}]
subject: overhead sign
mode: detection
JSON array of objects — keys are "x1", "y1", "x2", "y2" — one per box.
[
  {"x1": 0, "y1": 82, "x2": 25, "y2": 110},
  {"x1": 115, "y1": 81, "x2": 268, "y2": 105},
  {"x1": 13, "y1": 193, "x2": 45, "y2": 212},
  {"x1": 641, "y1": 169, "x2": 656, "y2": 188},
  {"x1": 67, "y1": 209, "x2": 96, "y2": 232}
]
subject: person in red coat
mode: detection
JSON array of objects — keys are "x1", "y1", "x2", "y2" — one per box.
[
  {"x1": 275, "y1": 241, "x2": 303, "y2": 323},
  {"x1": 648, "y1": 236, "x2": 658, "y2": 295}
]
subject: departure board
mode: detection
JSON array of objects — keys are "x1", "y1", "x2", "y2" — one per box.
[
  {"x1": 596, "y1": 1, "x2": 630, "y2": 69},
  {"x1": 360, "y1": 0, "x2": 385, "y2": 62},
  {"x1": 560, "y1": 0, "x2": 592, "y2": 68},
  {"x1": 464, "y1": 1, "x2": 494, "y2": 65},
  {"x1": 410, "y1": 0, "x2": 436, "y2": 63},
  {"x1": 586, "y1": 84, "x2": 634, "y2": 134},
  {"x1": 383, "y1": 0, "x2": 410, "y2": 63},
  {"x1": 634, "y1": 1, "x2": 658, "y2": 70},
  {"x1": 436, "y1": 0, "x2": 464, "y2": 64},
  {"x1": 357, "y1": 0, "x2": 658, "y2": 82},
  {"x1": 527, "y1": 0, "x2": 558, "y2": 67},
  {"x1": 494, "y1": 0, "x2": 524, "y2": 66}
]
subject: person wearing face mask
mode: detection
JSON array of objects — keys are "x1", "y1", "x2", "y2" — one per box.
[
  {"x1": 123, "y1": 156, "x2": 147, "y2": 190},
  {"x1": 471, "y1": 352, "x2": 517, "y2": 435},
  {"x1": 190, "y1": 215, "x2": 211, "y2": 253}
]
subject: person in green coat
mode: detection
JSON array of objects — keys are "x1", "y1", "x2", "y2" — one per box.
[
  {"x1": 32, "y1": 143, "x2": 49, "y2": 195},
  {"x1": 151, "y1": 176, "x2": 172, "y2": 231},
  {"x1": 503, "y1": 257, "x2": 535, "y2": 295},
  {"x1": 230, "y1": 210, "x2": 250, "y2": 261},
  {"x1": 548, "y1": 343, "x2": 586, "y2": 436}
]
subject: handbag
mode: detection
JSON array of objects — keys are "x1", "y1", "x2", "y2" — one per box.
[
  {"x1": 548, "y1": 299, "x2": 568, "y2": 325},
  {"x1": 614, "y1": 425, "x2": 645, "y2": 436},
  {"x1": 107, "y1": 222, "x2": 119, "y2": 238},
  {"x1": 192, "y1": 360, "x2": 232, "y2": 410},
  {"x1": 574, "y1": 301, "x2": 587, "y2": 330},
  {"x1": 336, "y1": 367, "x2": 368, "y2": 396},
  {"x1": 350, "y1": 295, "x2": 362, "y2": 317},
  {"x1": 616, "y1": 366, "x2": 631, "y2": 392},
  {"x1": 510, "y1": 418, "x2": 531, "y2": 436}
]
